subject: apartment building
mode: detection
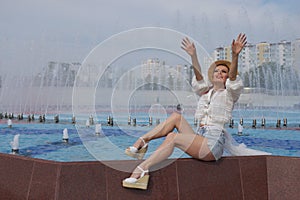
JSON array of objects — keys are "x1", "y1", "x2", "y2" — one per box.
[{"x1": 211, "y1": 39, "x2": 300, "y2": 73}]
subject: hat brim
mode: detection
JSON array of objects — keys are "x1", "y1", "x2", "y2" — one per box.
[{"x1": 208, "y1": 60, "x2": 232, "y2": 83}]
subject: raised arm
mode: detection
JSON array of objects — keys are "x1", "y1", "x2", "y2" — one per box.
[
  {"x1": 229, "y1": 33, "x2": 247, "y2": 81},
  {"x1": 181, "y1": 37, "x2": 203, "y2": 81}
]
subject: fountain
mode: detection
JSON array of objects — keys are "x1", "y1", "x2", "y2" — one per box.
[
  {"x1": 39, "y1": 114, "x2": 46, "y2": 123},
  {"x1": 0, "y1": 27, "x2": 299, "y2": 200},
  {"x1": 54, "y1": 114, "x2": 59, "y2": 123},
  {"x1": 132, "y1": 118, "x2": 137, "y2": 126},
  {"x1": 17, "y1": 113, "x2": 23, "y2": 120},
  {"x1": 72, "y1": 115, "x2": 76, "y2": 124},
  {"x1": 148, "y1": 116, "x2": 153, "y2": 126},
  {"x1": 62, "y1": 128, "x2": 69, "y2": 143},
  {"x1": 252, "y1": 119, "x2": 257, "y2": 128},
  {"x1": 95, "y1": 124, "x2": 103, "y2": 135},
  {"x1": 10, "y1": 134, "x2": 20, "y2": 154},
  {"x1": 0, "y1": 27, "x2": 299, "y2": 170},
  {"x1": 89, "y1": 115, "x2": 94, "y2": 125},
  {"x1": 276, "y1": 119, "x2": 281, "y2": 128},
  {"x1": 261, "y1": 117, "x2": 266, "y2": 127},
  {"x1": 238, "y1": 123, "x2": 243, "y2": 135},
  {"x1": 7, "y1": 119, "x2": 12, "y2": 128},
  {"x1": 229, "y1": 119, "x2": 234, "y2": 128},
  {"x1": 107, "y1": 116, "x2": 113, "y2": 126},
  {"x1": 85, "y1": 119, "x2": 90, "y2": 128},
  {"x1": 127, "y1": 116, "x2": 131, "y2": 125},
  {"x1": 283, "y1": 118, "x2": 287, "y2": 127}
]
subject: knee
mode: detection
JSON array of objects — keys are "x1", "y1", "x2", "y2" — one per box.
[
  {"x1": 170, "y1": 111, "x2": 181, "y2": 122},
  {"x1": 165, "y1": 132, "x2": 177, "y2": 143}
]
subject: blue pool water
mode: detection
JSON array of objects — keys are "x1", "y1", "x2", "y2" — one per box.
[{"x1": 1, "y1": 120, "x2": 300, "y2": 162}]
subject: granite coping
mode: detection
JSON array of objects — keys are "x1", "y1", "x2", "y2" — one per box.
[{"x1": 0, "y1": 153, "x2": 299, "y2": 200}]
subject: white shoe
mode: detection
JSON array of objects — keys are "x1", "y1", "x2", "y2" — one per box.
[
  {"x1": 125, "y1": 137, "x2": 148, "y2": 160},
  {"x1": 122, "y1": 166, "x2": 149, "y2": 190}
]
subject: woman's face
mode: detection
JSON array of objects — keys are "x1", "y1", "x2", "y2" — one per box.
[{"x1": 212, "y1": 65, "x2": 229, "y2": 85}]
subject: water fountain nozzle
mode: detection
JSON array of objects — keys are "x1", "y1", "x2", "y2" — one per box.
[
  {"x1": 252, "y1": 119, "x2": 257, "y2": 128},
  {"x1": 10, "y1": 134, "x2": 20, "y2": 154},
  {"x1": 62, "y1": 128, "x2": 69, "y2": 143},
  {"x1": 132, "y1": 118, "x2": 136, "y2": 126},
  {"x1": 229, "y1": 119, "x2": 234, "y2": 128},
  {"x1": 149, "y1": 116, "x2": 153, "y2": 126},
  {"x1": 7, "y1": 119, "x2": 12, "y2": 128},
  {"x1": 95, "y1": 124, "x2": 102, "y2": 135}
]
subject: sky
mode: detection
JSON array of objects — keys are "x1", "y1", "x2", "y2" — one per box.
[{"x1": 1, "y1": 0, "x2": 300, "y2": 75}]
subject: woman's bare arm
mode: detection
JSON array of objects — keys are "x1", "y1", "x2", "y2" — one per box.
[{"x1": 181, "y1": 37, "x2": 203, "y2": 81}]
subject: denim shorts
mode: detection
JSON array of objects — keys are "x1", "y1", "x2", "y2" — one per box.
[{"x1": 196, "y1": 126, "x2": 225, "y2": 160}]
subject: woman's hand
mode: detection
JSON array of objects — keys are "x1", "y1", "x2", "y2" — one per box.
[
  {"x1": 229, "y1": 33, "x2": 247, "y2": 81},
  {"x1": 181, "y1": 37, "x2": 203, "y2": 81},
  {"x1": 232, "y1": 33, "x2": 247, "y2": 56},
  {"x1": 181, "y1": 37, "x2": 196, "y2": 57}
]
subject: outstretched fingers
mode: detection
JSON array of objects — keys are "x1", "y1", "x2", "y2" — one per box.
[
  {"x1": 181, "y1": 37, "x2": 196, "y2": 56},
  {"x1": 232, "y1": 39, "x2": 235, "y2": 46},
  {"x1": 231, "y1": 33, "x2": 247, "y2": 55},
  {"x1": 181, "y1": 37, "x2": 191, "y2": 49},
  {"x1": 237, "y1": 33, "x2": 247, "y2": 46},
  {"x1": 182, "y1": 37, "x2": 191, "y2": 44}
]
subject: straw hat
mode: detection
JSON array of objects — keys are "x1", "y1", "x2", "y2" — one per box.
[{"x1": 207, "y1": 60, "x2": 232, "y2": 83}]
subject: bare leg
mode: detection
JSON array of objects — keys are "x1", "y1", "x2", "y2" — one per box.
[
  {"x1": 131, "y1": 112, "x2": 194, "y2": 149},
  {"x1": 129, "y1": 132, "x2": 215, "y2": 179}
]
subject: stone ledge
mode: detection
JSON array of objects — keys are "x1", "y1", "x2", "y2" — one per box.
[{"x1": 0, "y1": 153, "x2": 299, "y2": 199}]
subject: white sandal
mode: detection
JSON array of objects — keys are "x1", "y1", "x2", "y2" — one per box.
[
  {"x1": 125, "y1": 137, "x2": 148, "y2": 160},
  {"x1": 122, "y1": 166, "x2": 150, "y2": 190}
]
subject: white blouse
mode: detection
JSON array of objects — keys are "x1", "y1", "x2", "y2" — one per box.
[{"x1": 191, "y1": 75, "x2": 244, "y2": 129}]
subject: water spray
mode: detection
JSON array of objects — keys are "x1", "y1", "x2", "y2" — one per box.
[
  {"x1": 10, "y1": 134, "x2": 20, "y2": 154},
  {"x1": 7, "y1": 119, "x2": 12, "y2": 128},
  {"x1": 62, "y1": 128, "x2": 69, "y2": 143},
  {"x1": 95, "y1": 124, "x2": 102, "y2": 135}
]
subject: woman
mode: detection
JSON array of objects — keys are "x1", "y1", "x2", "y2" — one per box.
[{"x1": 122, "y1": 33, "x2": 247, "y2": 190}]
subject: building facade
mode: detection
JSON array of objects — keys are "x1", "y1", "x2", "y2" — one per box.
[{"x1": 211, "y1": 39, "x2": 300, "y2": 74}]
